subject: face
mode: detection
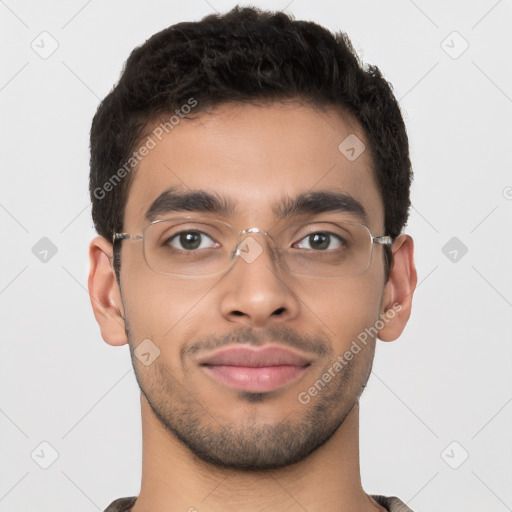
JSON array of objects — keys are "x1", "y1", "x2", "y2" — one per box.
[{"x1": 115, "y1": 101, "x2": 391, "y2": 470}]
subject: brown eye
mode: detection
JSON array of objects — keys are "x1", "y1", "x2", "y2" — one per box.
[
  {"x1": 295, "y1": 232, "x2": 343, "y2": 251},
  {"x1": 166, "y1": 231, "x2": 217, "y2": 251}
]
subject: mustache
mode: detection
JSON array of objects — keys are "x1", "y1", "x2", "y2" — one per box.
[{"x1": 181, "y1": 325, "x2": 331, "y2": 361}]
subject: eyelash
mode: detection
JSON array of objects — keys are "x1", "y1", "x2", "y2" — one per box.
[{"x1": 164, "y1": 230, "x2": 346, "y2": 252}]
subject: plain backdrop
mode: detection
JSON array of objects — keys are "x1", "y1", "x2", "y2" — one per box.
[{"x1": 1, "y1": 1, "x2": 511, "y2": 511}]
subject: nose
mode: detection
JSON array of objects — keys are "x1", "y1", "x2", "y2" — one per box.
[{"x1": 218, "y1": 231, "x2": 300, "y2": 328}]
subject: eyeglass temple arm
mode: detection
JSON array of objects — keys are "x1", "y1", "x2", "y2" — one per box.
[
  {"x1": 372, "y1": 235, "x2": 394, "y2": 245},
  {"x1": 112, "y1": 233, "x2": 143, "y2": 243}
]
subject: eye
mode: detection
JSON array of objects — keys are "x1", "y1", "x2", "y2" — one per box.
[
  {"x1": 166, "y1": 230, "x2": 218, "y2": 251},
  {"x1": 294, "y1": 232, "x2": 344, "y2": 251}
]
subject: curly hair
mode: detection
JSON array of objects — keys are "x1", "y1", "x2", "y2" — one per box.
[{"x1": 89, "y1": 5, "x2": 412, "y2": 283}]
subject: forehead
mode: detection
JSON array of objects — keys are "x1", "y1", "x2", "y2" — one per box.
[{"x1": 123, "y1": 102, "x2": 384, "y2": 232}]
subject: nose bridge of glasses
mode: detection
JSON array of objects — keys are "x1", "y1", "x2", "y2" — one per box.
[{"x1": 233, "y1": 226, "x2": 279, "y2": 264}]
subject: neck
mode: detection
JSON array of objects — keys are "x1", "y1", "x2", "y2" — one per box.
[{"x1": 131, "y1": 395, "x2": 384, "y2": 512}]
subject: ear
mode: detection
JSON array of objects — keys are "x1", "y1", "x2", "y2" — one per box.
[
  {"x1": 88, "y1": 236, "x2": 128, "y2": 346},
  {"x1": 378, "y1": 234, "x2": 417, "y2": 342}
]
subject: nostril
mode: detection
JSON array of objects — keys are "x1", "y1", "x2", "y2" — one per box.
[
  {"x1": 232, "y1": 310, "x2": 244, "y2": 316},
  {"x1": 273, "y1": 307, "x2": 286, "y2": 316}
]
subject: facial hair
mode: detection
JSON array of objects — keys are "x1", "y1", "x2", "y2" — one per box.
[{"x1": 126, "y1": 320, "x2": 375, "y2": 471}]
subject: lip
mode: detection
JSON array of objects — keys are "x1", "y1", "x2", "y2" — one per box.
[
  {"x1": 198, "y1": 345, "x2": 312, "y2": 367},
  {"x1": 199, "y1": 345, "x2": 312, "y2": 392}
]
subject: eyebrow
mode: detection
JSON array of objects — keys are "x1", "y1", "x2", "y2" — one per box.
[
  {"x1": 145, "y1": 187, "x2": 368, "y2": 224},
  {"x1": 145, "y1": 187, "x2": 236, "y2": 221}
]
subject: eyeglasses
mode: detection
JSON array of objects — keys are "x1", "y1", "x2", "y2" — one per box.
[{"x1": 113, "y1": 215, "x2": 393, "y2": 279}]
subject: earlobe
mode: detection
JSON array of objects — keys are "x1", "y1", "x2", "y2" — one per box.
[
  {"x1": 88, "y1": 236, "x2": 128, "y2": 346},
  {"x1": 377, "y1": 234, "x2": 417, "y2": 342}
]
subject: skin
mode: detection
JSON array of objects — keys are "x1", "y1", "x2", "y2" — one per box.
[{"x1": 89, "y1": 101, "x2": 417, "y2": 512}]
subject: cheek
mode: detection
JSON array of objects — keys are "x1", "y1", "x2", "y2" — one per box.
[
  {"x1": 121, "y1": 271, "x2": 217, "y2": 342},
  {"x1": 295, "y1": 274, "x2": 383, "y2": 352}
]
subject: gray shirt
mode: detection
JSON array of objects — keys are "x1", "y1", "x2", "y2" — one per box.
[{"x1": 103, "y1": 494, "x2": 414, "y2": 511}]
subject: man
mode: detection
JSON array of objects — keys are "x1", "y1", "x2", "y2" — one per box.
[{"x1": 88, "y1": 6, "x2": 417, "y2": 512}]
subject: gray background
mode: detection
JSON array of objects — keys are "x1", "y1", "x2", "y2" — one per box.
[{"x1": 1, "y1": 1, "x2": 511, "y2": 511}]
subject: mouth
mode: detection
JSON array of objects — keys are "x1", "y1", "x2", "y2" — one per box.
[{"x1": 198, "y1": 344, "x2": 313, "y2": 393}]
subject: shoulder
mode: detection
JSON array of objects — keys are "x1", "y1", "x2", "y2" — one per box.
[
  {"x1": 103, "y1": 496, "x2": 137, "y2": 512},
  {"x1": 370, "y1": 494, "x2": 415, "y2": 512}
]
